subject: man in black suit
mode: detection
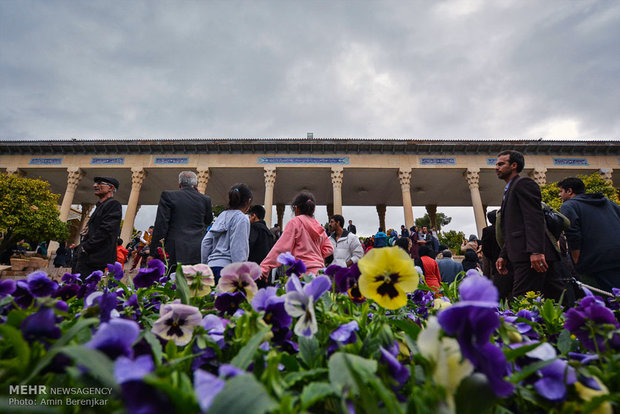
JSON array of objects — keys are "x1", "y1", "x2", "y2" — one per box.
[
  {"x1": 74, "y1": 176, "x2": 122, "y2": 277},
  {"x1": 150, "y1": 171, "x2": 213, "y2": 267},
  {"x1": 347, "y1": 220, "x2": 357, "y2": 234},
  {"x1": 495, "y1": 150, "x2": 565, "y2": 300}
]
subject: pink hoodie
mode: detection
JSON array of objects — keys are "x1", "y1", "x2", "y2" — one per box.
[{"x1": 260, "y1": 214, "x2": 333, "y2": 275}]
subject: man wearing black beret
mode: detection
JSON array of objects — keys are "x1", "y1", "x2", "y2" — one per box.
[{"x1": 73, "y1": 176, "x2": 122, "y2": 277}]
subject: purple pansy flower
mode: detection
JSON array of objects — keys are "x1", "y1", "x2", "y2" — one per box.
[
  {"x1": 278, "y1": 252, "x2": 307, "y2": 276},
  {"x1": 151, "y1": 302, "x2": 202, "y2": 346},
  {"x1": 61, "y1": 272, "x2": 82, "y2": 284},
  {"x1": 216, "y1": 262, "x2": 260, "y2": 301},
  {"x1": 534, "y1": 359, "x2": 577, "y2": 401},
  {"x1": 20, "y1": 307, "x2": 61, "y2": 343},
  {"x1": 564, "y1": 295, "x2": 620, "y2": 352},
  {"x1": 27, "y1": 271, "x2": 58, "y2": 297},
  {"x1": 13, "y1": 280, "x2": 34, "y2": 308},
  {"x1": 194, "y1": 369, "x2": 226, "y2": 413},
  {"x1": 55, "y1": 300, "x2": 68, "y2": 312},
  {"x1": 0, "y1": 279, "x2": 16, "y2": 297},
  {"x1": 55, "y1": 283, "x2": 80, "y2": 301},
  {"x1": 567, "y1": 352, "x2": 599, "y2": 365},
  {"x1": 284, "y1": 274, "x2": 331, "y2": 337},
  {"x1": 201, "y1": 314, "x2": 227, "y2": 347},
  {"x1": 330, "y1": 321, "x2": 359, "y2": 344},
  {"x1": 214, "y1": 291, "x2": 246, "y2": 315},
  {"x1": 252, "y1": 287, "x2": 292, "y2": 329},
  {"x1": 86, "y1": 318, "x2": 140, "y2": 360},
  {"x1": 114, "y1": 355, "x2": 155, "y2": 384},
  {"x1": 380, "y1": 344, "x2": 410, "y2": 386},
  {"x1": 85, "y1": 270, "x2": 103, "y2": 285},
  {"x1": 107, "y1": 262, "x2": 124, "y2": 281},
  {"x1": 437, "y1": 273, "x2": 513, "y2": 397},
  {"x1": 133, "y1": 259, "x2": 166, "y2": 289}
]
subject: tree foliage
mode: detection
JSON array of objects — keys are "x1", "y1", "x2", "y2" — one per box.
[
  {"x1": 438, "y1": 230, "x2": 466, "y2": 254},
  {"x1": 415, "y1": 212, "x2": 452, "y2": 231},
  {"x1": 0, "y1": 173, "x2": 69, "y2": 256},
  {"x1": 541, "y1": 172, "x2": 619, "y2": 210}
]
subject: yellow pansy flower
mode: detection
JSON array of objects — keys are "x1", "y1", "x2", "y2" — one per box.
[{"x1": 358, "y1": 246, "x2": 418, "y2": 310}]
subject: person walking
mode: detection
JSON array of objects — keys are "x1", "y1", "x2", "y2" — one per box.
[
  {"x1": 74, "y1": 176, "x2": 122, "y2": 277},
  {"x1": 436, "y1": 249, "x2": 464, "y2": 284},
  {"x1": 260, "y1": 192, "x2": 333, "y2": 279},
  {"x1": 201, "y1": 184, "x2": 252, "y2": 281},
  {"x1": 150, "y1": 171, "x2": 213, "y2": 267},
  {"x1": 327, "y1": 214, "x2": 364, "y2": 267}
]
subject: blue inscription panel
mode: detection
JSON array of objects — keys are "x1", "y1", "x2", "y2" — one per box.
[
  {"x1": 258, "y1": 157, "x2": 349, "y2": 164},
  {"x1": 91, "y1": 157, "x2": 125, "y2": 165},
  {"x1": 420, "y1": 157, "x2": 456, "y2": 165},
  {"x1": 553, "y1": 158, "x2": 588, "y2": 166},
  {"x1": 30, "y1": 157, "x2": 62, "y2": 165},
  {"x1": 154, "y1": 157, "x2": 189, "y2": 165},
  {"x1": 487, "y1": 158, "x2": 497, "y2": 165}
]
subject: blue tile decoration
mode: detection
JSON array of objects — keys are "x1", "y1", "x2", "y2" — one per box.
[
  {"x1": 154, "y1": 157, "x2": 189, "y2": 165},
  {"x1": 487, "y1": 157, "x2": 497, "y2": 165},
  {"x1": 420, "y1": 157, "x2": 456, "y2": 165},
  {"x1": 258, "y1": 157, "x2": 349, "y2": 164},
  {"x1": 91, "y1": 157, "x2": 125, "y2": 165},
  {"x1": 30, "y1": 157, "x2": 62, "y2": 165},
  {"x1": 553, "y1": 158, "x2": 588, "y2": 166}
]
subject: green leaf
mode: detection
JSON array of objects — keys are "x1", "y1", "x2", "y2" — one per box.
[
  {"x1": 230, "y1": 326, "x2": 270, "y2": 370},
  {"x1": 455, "y1": 373, "x2": 496, "y2": 414},
  {"x1": 392, "y1": 319, "x2": 421, "y2": 341},
  {"x1": 209, "y1": 375, "x2": 278, "y2": 414},
  {"x1": 328, "y1": 352, "x2": 377, "y2": 395},
  {"x1": 174, "y1": 263, "x2": 191, "y2": 305},
  {"x1": 298, "y1": 336, "x2": 321, "y2": 369},
  {"x1": 284, "y1": 368, "x2": 329, "y2": 387},
  {"x1": 557, "y1": 329, "x2": 573, "y2": 355},
  {"x1": 0, "y1": 324, "x2": 30, "y2": 374},
  {"x1": 23, "y1": 317, "x2": 99, "y2": 384},
  {"x1": 510, "y1": 358, "x2": 555, "y2": 384},
  {"x1": 541, "y1": 299, "x2": 557, "y2": 323},
  {"x1": 300, "y1": 382, "x2": 336, "y2": 410},
  {"x1": 143, "y1": 330, "x2": 164, "y2": 366},
  {"x1": 165, "y1": 339, "x2": 177, "y2": 360},
  {"x1": 503, "y1": 341, "x2": 542, "y2": 361},
  {"x1": 61, "y1": 345, "x2": 118, "y2": 389}
]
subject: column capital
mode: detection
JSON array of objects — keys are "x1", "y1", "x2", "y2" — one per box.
[
  {"x1": 598, "y1": 168, "x2": 613, "y2": 182},
  {"x1": 264, "y1": 166, "x2": 277, "y2": 187},
  {"x1": 196, "y1": 168, "x2": 210, "y2": 194},
  {"x1": 528, "y1": 167, "x2": 547, "y2": 186},
  {"x1": 66, "y1": 167, "x2": 84, "y2": 189},
  {"x1": 330, "y1": 167, "x2": 343, "y2": 187},
  {"x1": 5, "y1": 166, "x2": 24, "y2": 176},
  {"x1": 130, "y1": 167, "x2": 147, "y2": 186},
  {"x1": 398, "y1": 168, "x2": 412, "y2": 187},
  {"x1": 464, "y1": 168, "x2": 480, "y2": 189}
]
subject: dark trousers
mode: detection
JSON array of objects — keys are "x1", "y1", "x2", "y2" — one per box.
[
  {"x1": 74, "y1": 261, "x2": 106, "y2": 278},
  {"x1": 511, "y1": 260, "x2": 566, "y2": 301}
]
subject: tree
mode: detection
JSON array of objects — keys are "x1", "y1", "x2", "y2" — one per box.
[
  {"x1": 541, "y1": 172, "x2": 619, "y2": 210},
  {"x1": 415, "y1": 212, "x2": 452, "y2": 231},
  {"x1": 0, "y1": 174, "x2": 69, "y2": 257},
  {"x1": 438, "y1": 230, "x2": 466, "y2": 254}
]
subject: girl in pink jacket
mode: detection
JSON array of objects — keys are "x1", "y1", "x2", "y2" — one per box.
[{"x1": 260, "y1": 192, "x2": 333, "y2": 279}]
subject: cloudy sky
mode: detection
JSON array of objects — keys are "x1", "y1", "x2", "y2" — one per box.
[{"x1": 2, "y1": 1, "x2": 619, "y2": 236}]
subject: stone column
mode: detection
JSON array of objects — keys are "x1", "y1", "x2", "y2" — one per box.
[
  {"x1": 74, "y1": 203, "x2": 94, "y2": 245},
  {"x1": 376, "y1": 204, "x2": 386, "y2": 231},
  {"x1": 331, "y1": 166, "x2": 344, "y2": 216},
  {"x1": 58, "y1": 167, "x2": 84, "y2": 222},
  {"x1": 49, "y1": 167, "x2": 84, "y2": 255},
  {"x1": 425, "y1": 205, "x2": 437, "y2": 228},
  {"x1": 327, "y1": 203, "x2": 334, "y2": 219},
  {"x1": 5, "y1": 167, "x2": 24, "y2": 176},
  {"x1": 197, "y1": 168, "x2": 210, "y2": 194},
  {"x1": 529, "y1": 168, "x2": 547, "y2": 186},
  {"x1": 398, "y1": 168, "x2": 414, "y2": 229},
  {"x1": 263, "y1": 167, "x2": 276, "y2": 227},
  {"x1": 120, "y1": 168, "x2": 147, "y2": 245},
  {"x1": 464, "y1": 168, "x2": 486, "y2": 238},
  {"x1": 276, "y1": 204, "x2": 285, "y2": 228},
  {"x1": 598, "y1": 168, "x2": 614, "y2": 185}
]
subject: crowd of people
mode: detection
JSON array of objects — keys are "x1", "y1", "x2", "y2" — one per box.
[{"x1": 63, "y1": 149, "x2": 619, "y2": 300}]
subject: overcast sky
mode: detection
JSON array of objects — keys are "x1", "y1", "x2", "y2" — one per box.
[{"x1": 2, "y1": 1, "x2": 619, "y2": 236}]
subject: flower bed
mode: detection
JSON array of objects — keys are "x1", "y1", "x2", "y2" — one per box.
[{"x1": 0, "y1": 246, "x2": 618, "y2": 413}]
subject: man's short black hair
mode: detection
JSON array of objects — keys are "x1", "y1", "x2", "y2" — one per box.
[
  {"x1": 497, "y1": 150, "x2": 525, "y2": 173},
  {"x1": 331, "y1": 214, "x2": 344, "y2": 227},
  {"x1": 249, "y1": 205, "x2": 266, "y2": 220},
  {"x1": 557, "y1": 177, "x2": 585, "y2": 195},
  {"x1": 442, "y1": 249, "x2": 452, "y2": 258}
]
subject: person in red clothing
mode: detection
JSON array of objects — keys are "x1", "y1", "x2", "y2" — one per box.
[
  {"x1": 260, "y1": 192, "x2": 333, "y2": 279},
  {"x1": 416, "y1": 245, "x2": 442, "y2": 294},
  {"x1": 116, "y1": 238, "x2": 129, "y2": 267}
]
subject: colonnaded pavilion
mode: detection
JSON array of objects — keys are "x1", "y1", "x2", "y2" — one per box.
[{"x1": 1, "y1": 138, "x2": 619, "y2": 253}]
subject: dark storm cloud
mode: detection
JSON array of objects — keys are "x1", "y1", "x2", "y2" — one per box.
[{"x1": 1, "y1": 0, "x2": 619, "y2": 140}]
